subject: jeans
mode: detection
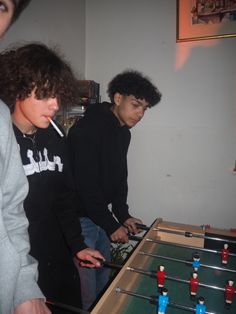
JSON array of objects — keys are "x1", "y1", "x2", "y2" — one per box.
[{"x1": 74, "y1": 217, "x2": 111, "y2": 310}]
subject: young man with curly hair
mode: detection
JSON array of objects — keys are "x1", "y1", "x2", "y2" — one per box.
[
  {"x1": 0, "y1": 42, "x2": 104, "y2": 314},
  {"x1": 67, "y1": 70, "x2": 162, "y2": 310}
]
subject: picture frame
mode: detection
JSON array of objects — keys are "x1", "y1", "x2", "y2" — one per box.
[{"x1": 176, "y1": 0, "x2": 236, "y2": 42}]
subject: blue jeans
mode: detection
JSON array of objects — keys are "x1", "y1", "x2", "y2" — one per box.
[{"x1": 74, "y1": 217, "x2": 111, "y2": 310}]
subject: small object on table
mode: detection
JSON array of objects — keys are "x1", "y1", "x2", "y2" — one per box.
[
  {"x1": 195, "y1": 296, "x2": 206, "y2": 314},
  {"x1": 192, "y1": 252, "x2": 201, "y2": 272},
  {"x1": 221, "y1": 243, "x2": 229, "y2": 265},
  {"x1": 225, "y1": 279, "x2": 235, "y2": 308},
  {"x1": 189, "y1": 271, "x2": 199, "y2": 300},
  {"x1": 157, "y1": 288, "x2": 169, "y2": 314},
  {"x1": 156, "y1": 265, "x2": 166, "y2": 293}
]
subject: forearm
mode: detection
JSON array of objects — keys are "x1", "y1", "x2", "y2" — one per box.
[
  {"x1": 55, "y1": 191, "x2": 88, "y2": 254},
  {"x1": 0, "y1": 104, "x2": 44, "y2": 308},
  {"x1": 112, "y1": 188, "x2": 131, "y2": 225},
  {"x1": 111, "y1": 160, "x2": 131, "y2": 224},
  {"x1": 82, "y1": 197, "x2": 122, "y2": 235},
  {"x1": 68, "y1": 128, "x2": 123, "y2": 234},
  {"x1": 112, "y1": 203, "x2": 131, "y2": 225},
  {"x1": 5, "y1": 138, "x2": 44, "y2": 307}
]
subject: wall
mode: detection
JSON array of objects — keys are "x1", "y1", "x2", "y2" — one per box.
[
  {"x1": 0, "y1": 0, "x2": 86, "y2": 78},
  {"x1": 85, "y1": 0, "x2": 236, "y2": 229},
  {"x1": 0, "y1": 0, "x2": 235, "y2": 229}
]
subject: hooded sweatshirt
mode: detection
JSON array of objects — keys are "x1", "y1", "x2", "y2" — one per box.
[
  {"x1": 13, "y1": 123, "x2": 86, "y2": 265},
  {"x1": 67, "y1": 102, "x2": 132, "y2": 235},
  {"x1": 0, "y1": 101, "x2": 44, "y2": 313}
]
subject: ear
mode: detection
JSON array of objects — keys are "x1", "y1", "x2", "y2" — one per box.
[{"x1": 113, "y1": 92, "x2": 122, "y2": 106}]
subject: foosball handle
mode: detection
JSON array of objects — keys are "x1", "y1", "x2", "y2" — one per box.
[
  {"x1": 78, "y1": 258, "x2": 122, "y2": 269},
  {"x1": 135, "y1": 223, "x2": 149, "y2": 230}
]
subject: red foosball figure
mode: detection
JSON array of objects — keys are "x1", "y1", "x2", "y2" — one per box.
[
  {"x1": 157, "y1": 265, "x2": 166, "y2": 292},
  {"x1": 221, "y1": 243, "x2": 229, "y2": 265},
  {"x1": 189, "y1": 272, "x2": 199, "y2": 299},
  {"x1": 225, "y1": 279, "x2": 235, "y2": 307}
]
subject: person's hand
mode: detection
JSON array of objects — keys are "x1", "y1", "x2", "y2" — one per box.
[
  {"x1": 76, "y1": 248, "x2": 105, "y2": 268},
  {"x1": 14, "y1": 299, "x2": 51, "y2": 314},
  {"x1": 110, "y1": 226, "x2": 129, "y2": 243},
  {"x1": 123, "y1": 217, "x2": 143, "y2": 234}
]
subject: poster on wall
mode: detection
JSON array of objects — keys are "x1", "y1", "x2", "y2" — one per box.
[{"x1": 176, "y1": 0, "x2": 236, "y2": 42}]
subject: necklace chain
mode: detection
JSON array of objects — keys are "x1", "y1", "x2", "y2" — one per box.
[{"x1": 23, "y1": 131, "x2": 37, "y2": 143}]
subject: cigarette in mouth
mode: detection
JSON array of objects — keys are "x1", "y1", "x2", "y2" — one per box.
[{"x1": 47, "y1": 117, "x2": 64, "y2": 137}]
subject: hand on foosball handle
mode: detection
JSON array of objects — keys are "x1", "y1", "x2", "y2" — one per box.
[
  {"x1": 78, "y1": 257, "x2": 103, "y2": 268},
  {"x1": 78, "y1": 257, "x2": 122, "y2": 269},
  {"x1": 76, "y1": 248, "x2": 105, "y2": 268},
  {"x1": 110, "y1": 225, "x2": 129, "y2": 243},
  {"x1": 135, "y1": 223, "x2": 149, "y2": 230},
  {"x1": 128, "y1": 233, "x2": 143, "y2": 242},
  {"x1": 123, "y1": 217, "x2": 143, "y2": 235}
]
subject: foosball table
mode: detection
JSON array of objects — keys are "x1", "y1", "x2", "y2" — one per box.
[{"x1": 91, "y1": 218, "x2": 236, "y2": 314}]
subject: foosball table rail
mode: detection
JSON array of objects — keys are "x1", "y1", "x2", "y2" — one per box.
[{"x1": 91, "y1": 218, "x2": 236, "y2": 314}]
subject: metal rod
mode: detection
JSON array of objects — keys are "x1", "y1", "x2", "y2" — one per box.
[
  {"x1": 127, "y1": 266, "x2": 233, "y2": 293},
  {"x1": 126, "y1": 266, "x2": 154, "y2": 277},
  {"x1": 153, "y1": 227, "x2": 236, "y2": 244},
  {"x1": 115, "y1": 287, "x2": 216, "y2": 314},
  {"x1": 116, "y1": 287, "x2": 153, "y2": 302},
  {"x1": 139, "y1": 251, "x2": 236, "y2": 274},
  {"x1": 135, "y1": 223, "x2": 236, "y2": 244},
  {"x1": 145, "y1": 238, "x2": 236, "y2": 257},
  {"x1": 46, "y1": 300, "x2": 90, "y2": 314}
]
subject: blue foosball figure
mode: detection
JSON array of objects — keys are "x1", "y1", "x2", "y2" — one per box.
[
  {"x1": 157, "y1": 288, "x2": 169, "y2": 314},
  {"x1": 192, "y1": 252, "x2": 201, "y2": 271},
  {"x1": 196, "y1": 296, "x2": 206, "y2": 314}
]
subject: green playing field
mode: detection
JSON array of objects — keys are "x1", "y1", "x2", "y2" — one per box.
[{"x1": 122, "y1": 244, "x2": 236, "y2": 314}]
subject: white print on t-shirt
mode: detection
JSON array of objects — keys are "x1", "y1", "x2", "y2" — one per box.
[{"x1": 23, "y1": 148, "x2": 63, "y2": 176}]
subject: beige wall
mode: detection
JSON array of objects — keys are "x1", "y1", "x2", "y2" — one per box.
[
  {"x1": 1, "y1": 0, "x2": 235, "y2": 229},
  {"x1": 1, "y1": 0, "x2": 86, "y2": 78},
  {"x1": 85, "y1": 0, "x2": 236, "y2": 229}
]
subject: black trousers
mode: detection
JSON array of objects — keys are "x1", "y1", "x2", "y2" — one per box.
[{"x1": 38, "y1": 261, "x2": 82, "y2": 314}]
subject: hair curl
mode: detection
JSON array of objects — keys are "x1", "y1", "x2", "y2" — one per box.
[
  {"x1": 0, "y1": 43, "x2": 80, "y2": 112},
  {"x1": 107, "y1": 70, "x2": 162, "y2": 107}
]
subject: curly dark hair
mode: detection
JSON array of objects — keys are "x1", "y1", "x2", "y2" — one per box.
[
  {"x1": 107, "y1": 70, "x2": 162, "y2": 107},
  {"x1": 12, "y1": 0, "x2": 32, "y2": 22},
  {"x1": 0, "y1": 43, "x2": 80, "y2": 112}
]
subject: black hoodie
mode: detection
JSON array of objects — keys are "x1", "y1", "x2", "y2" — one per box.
[
  {"x1": 67, "y1": 102, "x2": 132, "y2": 236},
  {"x1": 13, "y1": 123, "x2": 86, "y2": 265}
]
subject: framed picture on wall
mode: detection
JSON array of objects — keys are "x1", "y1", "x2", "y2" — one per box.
[{"x1": 176, "y1": 0, "x2": 236, "y2": 42}]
